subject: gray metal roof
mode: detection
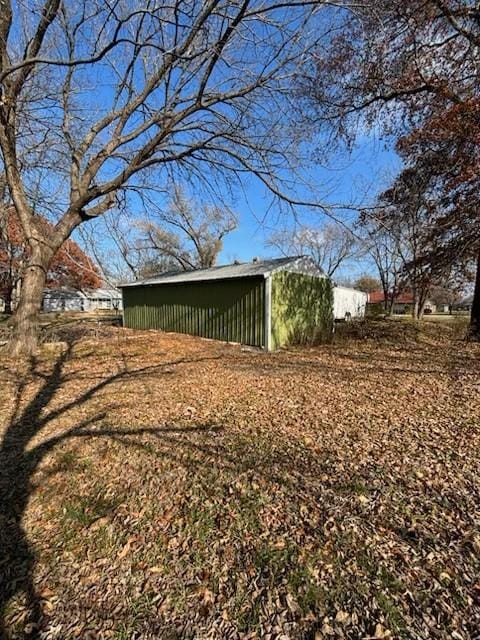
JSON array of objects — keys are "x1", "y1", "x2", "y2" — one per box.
[{"x1": 119, "y1": 256, "x2": 325, "y2": 288}]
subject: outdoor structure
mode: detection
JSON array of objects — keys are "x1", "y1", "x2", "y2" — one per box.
[
  {"x1": 436, "y1": 303, "x2": 451, "y2": 314},
  {"x1": 367, "y1": 291, "x2": 436, "y2": 315},
  {"x1": 333, "y1": 286, "x2": 367, "y2": 320},
  {"x1": 42, "y1": 287, "x2": 123, "y2": 313},
  {"x1": 87, "y1": 287, "x2": 123, "y2": 311},
  {"x1": 120, "y1": 256, "x2": 333, "y2": 350},
  {"x1": 453, "y1": 295, "x2": 473, "y2": 313}
]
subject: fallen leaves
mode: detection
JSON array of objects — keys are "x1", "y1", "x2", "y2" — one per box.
[{"x1": 0, "y1": 321, "x2": 479, "y2": 638}]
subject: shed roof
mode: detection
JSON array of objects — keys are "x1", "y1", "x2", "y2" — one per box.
[
  {"x1": 333, "y1": 285, "x2": 367, "y2": 296},
  {"x1": 119, "y1": 256, "x2": 325, "y2": 288}
]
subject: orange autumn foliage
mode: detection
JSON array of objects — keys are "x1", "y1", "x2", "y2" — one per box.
[{"x1": 0, "y1": 207, "x2": 101, "y2": 310}]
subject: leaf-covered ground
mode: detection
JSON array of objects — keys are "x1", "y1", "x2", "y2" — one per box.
[{"x1": 0, "y1": 320, "x2": 479, "y2": 639}]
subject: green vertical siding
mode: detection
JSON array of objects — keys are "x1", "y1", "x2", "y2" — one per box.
[
  {"x1": 122, "y1": 277, "x2": 265, "y2": 347},
  {"x1": 270, "y1": 271, "x2": 333, "y2": 350}
]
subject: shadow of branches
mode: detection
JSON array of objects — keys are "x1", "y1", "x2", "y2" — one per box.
[
  {"x1": 0, "y1": 340, "x2": 223, "y2": 639},
  {"x1": 2, "y1": 327, "x2": 477, "y2": 639}
]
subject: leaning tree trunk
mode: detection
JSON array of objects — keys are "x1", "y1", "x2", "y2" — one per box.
[
  {"x1": 469, "y1": 246, "x2": 480, "y2": 340},
  {"x1": 8, "y1": 259, "x2": 47, "y2": 357}
]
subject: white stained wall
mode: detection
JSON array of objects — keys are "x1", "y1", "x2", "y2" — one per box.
[
  {"x1": 42, "y1": 290, "x2": 88, "y2": 312},
  {"x1": 333, "y1": 286, "x2": 367, "y2": 320},
  {"x1": 86, "y1": 288, "x2": 123, "y2": 311},
  {"x1": 43, "y1": 291, "x2": 89, "y2": 312},
  {"x1": 42, "y1": 288, "x2": 123, "y2": 313}
]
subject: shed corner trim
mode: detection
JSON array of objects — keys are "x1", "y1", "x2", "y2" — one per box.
[{"x1": 264, "y1": 275, "x2": 272, "y2": 351}]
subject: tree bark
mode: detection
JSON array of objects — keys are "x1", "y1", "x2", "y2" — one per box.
[
  {"x1": 8, "y1": 259, "x2": 47, "y2": 356},
  {"x1": 412, "y1": 296, "x2": 419, "y2": 320},
  {"x1": 418, "y1": 299, "x2": 426, "y2": 320},
  {"x1": 3, "y1": 285, "x2": 13, "y2": 314},
  {"x1": 468, "y1": 246, "x2": 480, "y2": 340},
  {"x1": 417, "y1": 288, "x2": 428, "y2": 320}
]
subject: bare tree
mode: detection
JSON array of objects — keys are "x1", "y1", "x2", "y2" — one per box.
[
  {"x1": 0, "y1": 0, "x2": 331, "y2": 355},
  {"x1": 353, "y1": 274, "x2": 381, "y2": 294},
  {"x1": 359, "y1": 215, "x2": 405, "y2": 315},
  {"x1": 78, "y1": 209, "x2": 168, "y2": 284},
  {"x1": 81, "y1": 186, "x2": 237, "y2": 280},
  {"x1": 363, "y1": 166, "x2": 474, "y2": 319},
  {"x1": 140, "y1": 186, "x2": 237, "y2": 271},
  {"x1": 268, "y1": 222, "x2": 359, "y2": 277}
]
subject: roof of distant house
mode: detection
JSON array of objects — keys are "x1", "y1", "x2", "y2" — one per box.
[
  {"x1": 87, "y1": 287, "x2": 122, "y2": 298},
  {"x1": 119, "y1": 256, "x2": 325, "y2": 288},
  {"x1": 43, "y1": 286, "x2": 121, "y2": 299},
  {"x1": 368, "y1": 290, "x2": 416, "y2": 304}
]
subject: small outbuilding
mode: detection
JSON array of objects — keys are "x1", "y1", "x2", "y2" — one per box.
[
  {"x1": 333, "y1": 286, "x2": 367, "y2": 321},
  {"x1": 120, "y1": 256, "x2": 333, "y2": 350}
]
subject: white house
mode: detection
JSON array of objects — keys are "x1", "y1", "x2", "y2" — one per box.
[
  {"x1": 42, "y1": 287, "x2": 123, "y2": 313},
  {"x1": 86, "y1": 287, "x2": 123, "y2": 311}
]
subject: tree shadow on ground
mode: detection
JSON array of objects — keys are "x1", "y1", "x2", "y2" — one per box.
[
  {"x1": 0, "y1": 341, "x2": 222, "y2": 639},
  {"x1": 1, "y1": 334, "x2": 478, "y2": 639}
]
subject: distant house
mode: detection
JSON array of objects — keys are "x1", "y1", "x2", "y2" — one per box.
[
  {"x1": 436, "y1": 302, "x2": 451, "y2": 314},
  {"x1": 453, "y1": 295, "x2": 473, "y2": 313},
  {"x1": 87, "y1": 287, "x2": 123, "y2": 311},
  {"x1": 42, "y1": 287, "x2": 122, "y2": 313},
  {"x1": 367, "y1": 291, "x2": 436, "y2": 315},
  {"x1": 42, "y1": 289, "x2": 87, "y2": 312}
]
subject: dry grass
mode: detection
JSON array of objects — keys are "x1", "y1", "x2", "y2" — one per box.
[{"x1": 0, "y1": 320, "x2": 479, "y2": 639}]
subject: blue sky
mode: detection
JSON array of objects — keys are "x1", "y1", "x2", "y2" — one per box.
[
  {"x1": 219, "y1": 134, "x2": 401, "y2": 279},
  {"x1": 72, "y1": 131, "x2": 401, "y2": 283}
]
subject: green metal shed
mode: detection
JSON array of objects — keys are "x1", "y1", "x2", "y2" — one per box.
[{"x1": 120, "y1": 256, "x2": 333, "y2": 350}]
